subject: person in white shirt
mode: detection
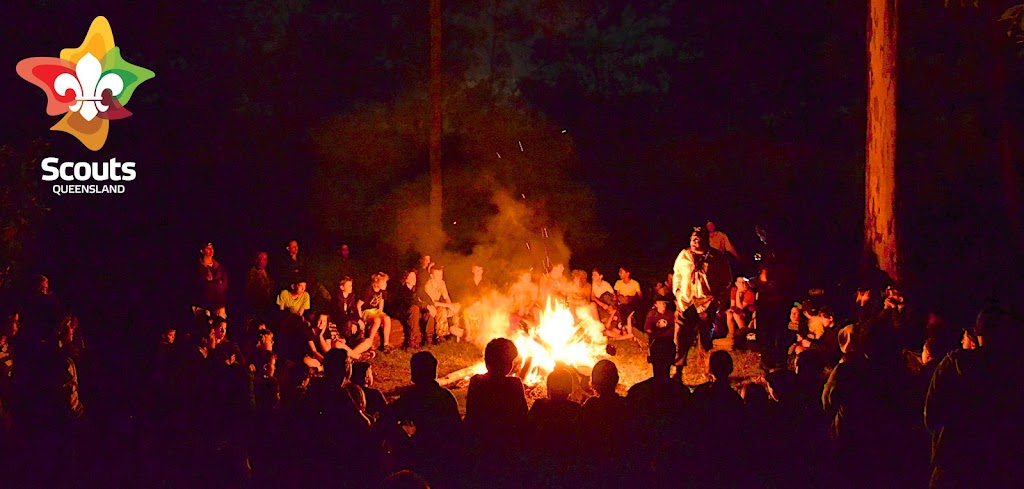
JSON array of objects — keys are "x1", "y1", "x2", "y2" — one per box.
[
  {"x1": 673, "y1": 226, "x2": 732, "y2": 367},
  {"x1": 614, "y1": 267, "x2": 643, "y2": 330},
  {"x1": 591, "y1": 268, "x2": 616, "y2": 325},
  {"x1": 706, "y1": 220, "x2": 739, "y2": 260}
]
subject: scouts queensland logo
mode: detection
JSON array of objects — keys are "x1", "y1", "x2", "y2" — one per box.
[{"x1": 16, "y1": 16, "x2": 154, "y2": 151}]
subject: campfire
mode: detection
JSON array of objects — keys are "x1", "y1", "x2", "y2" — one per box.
[{"x1": 463, "y1": 298, "x2": 609, "y2": 385}]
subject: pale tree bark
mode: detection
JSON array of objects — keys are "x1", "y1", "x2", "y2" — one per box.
[
  {"x1": 866, "y1": 0, "x2": 900, "y2": 283},
  {"x1": 429, "y1": 0, "x2": 443, "y2": 233}
]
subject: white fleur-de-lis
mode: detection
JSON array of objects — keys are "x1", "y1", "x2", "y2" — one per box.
[{"x1": 53, "y1": 53, "x2": 124, "y2": 121}]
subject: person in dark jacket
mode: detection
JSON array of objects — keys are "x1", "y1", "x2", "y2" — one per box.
[
  {"x1": 197, "y1": 242, "x2": 228, "y2": 317},
  {"x1": 925, "y1": 303, "x2": 1024, "y2": 489},
  {"x1": 385, "y1": 351, "x2": 462, "y2": 487}
]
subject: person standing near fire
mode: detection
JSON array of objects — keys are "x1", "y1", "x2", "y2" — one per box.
[{"x1": 672, "y1": 226, "x2": 732, "y2": 370}]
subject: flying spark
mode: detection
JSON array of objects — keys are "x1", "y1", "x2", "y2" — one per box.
[
  {"x1": 518, "y1": 140, "x2": 524, "y2": 152},
  {"x1": 496, "y1": 152, "x2": 502, "y2": 159}
]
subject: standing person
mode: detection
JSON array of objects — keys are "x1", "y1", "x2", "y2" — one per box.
[
  {"x1": 276, "y1": 240, "x2": 306, "y2": 289},
  {"x1": 336, "y1": 244, "x2": 357, "y2": 285},
  {"x1": 22, "y1": 275, "x2": 64, "y2": 337},
  {"x1": 358, "y1": 273, "x2": 393, "y2": 352},
  {"x1": 706, "y1": 220, "x2": 739, "y2": 261},
  {"x1": 245, "y1": 251, "x2": 275, "y2": 320},
  {"x1": 197, "y1": 242, "x2": 228, "y2": 318},
  {"x1": 672, "y1": 227, "x2": 732, "y2": 369}
]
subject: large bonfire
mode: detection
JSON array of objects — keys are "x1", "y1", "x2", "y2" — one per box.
[{"x1": 468, "y1": 297, "x2": 609, "y2": 385}]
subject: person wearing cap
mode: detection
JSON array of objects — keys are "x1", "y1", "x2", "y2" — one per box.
[
  {"x1": 672, "y1": 226, "x2": 732, "y2": 367},
  {"x1": 197, "y1": 241, "x2": 228, "y2": 318},
  {"x1": 644, "y1": 299, "x2": 674, "y2": 342}
]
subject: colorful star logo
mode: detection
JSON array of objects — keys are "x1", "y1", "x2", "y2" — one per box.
[{"x1": 16, "y1": 16, "x2": 154, "y2": 151}]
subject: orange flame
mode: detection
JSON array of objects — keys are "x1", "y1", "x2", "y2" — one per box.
[{"x1": 471, "y1": 298, "x2": 608, "y2": 385}]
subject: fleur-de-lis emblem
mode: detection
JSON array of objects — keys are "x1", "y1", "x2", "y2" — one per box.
[
  {"x1": 53, "y1": 53, "x2": 125, "y2": 122},
  {"x1": 16, "y1": 16, "x2": 154, "y2": 151}
]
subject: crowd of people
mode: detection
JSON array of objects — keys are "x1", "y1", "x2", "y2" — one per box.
[{"x1": 0, "y1": 221, "x2": 1020, "y2": 488}]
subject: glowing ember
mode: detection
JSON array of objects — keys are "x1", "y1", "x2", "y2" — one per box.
[{"x1": 473, "y1": 298, "x2": 608, "y2": 385}]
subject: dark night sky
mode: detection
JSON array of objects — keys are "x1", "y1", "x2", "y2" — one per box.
[{"x1": 2, "y1": 0, "x2": 1022, "y2": 340}]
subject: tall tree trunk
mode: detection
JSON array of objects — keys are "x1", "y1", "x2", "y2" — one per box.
[
  {"x1": 865, "y1": 0, "x2": 900, "y2": 283},
  {"x1": 429, "y1": 0, "x2": 443, "y2": 234},
  {"x1": 989, "y1": 2, "x2": 1022, "y2": 243}
]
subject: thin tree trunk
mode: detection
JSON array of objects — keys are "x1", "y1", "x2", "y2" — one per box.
[
  {"x1": 429, "y1": 0, "x2": 443, "y2": 231},
  {"x1": 865, "y1": 0, "x2": 900, "y2": 283},
  {"x1": 989, "y1": 2, "x2": 1022, "y2": 242}
]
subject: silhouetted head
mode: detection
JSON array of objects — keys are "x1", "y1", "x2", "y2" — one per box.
[
  {"x1": 484, "y1": 338, "x2": 518, "y2": 376},
  {"x1": 743, "y1": 383, "x2": 770, "y2": 410},
  {"x1": 547, "y1": 367, "x2": 574, "y2": 400},
  {"x1": 591, "y1": 359, "x2": 619, "y2": 396},
  {"x1": 648, "y1": 339, "x2": 676, "y2": 367},
  {"x1": 351, "y1": 361, "x2": 373, "y2": 387},
  {"x1": 709, "y1": 350, "x2": 734, "y2": 380},
  {"x1": 796, "y1": 350, "x2": 826, "y2": 378},
  {"x1": 975, "y1": 300, "x2": 1023, "y2": 351},
  {"x1": 322, "y1": 348, "x2": 350, "y2": 383},
  {"x1": 410, "y1": 351, "x2": 439, "y2": 384}
]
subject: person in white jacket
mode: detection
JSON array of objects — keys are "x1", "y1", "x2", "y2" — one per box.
[{"x1": 673, "y1": 226, "x2": 732, "y2": 367}]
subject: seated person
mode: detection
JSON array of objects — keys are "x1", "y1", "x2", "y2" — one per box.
[
  {"x1": 644, "y1": 299, "x2": 674, "y2": 342},
  {"x1": 509, "y1": 271, "x2": 540, "y2": 331},
  {"x1": 350, "y1": 361, "x2": 387, "y2": 421},
  {"x1": 276, "y1": 280, "x2": 311, "y2": 317},
  {"x1": 332, "y1": 319, "x2": 375, "y2": 361},
  {"x1": 330, "y1": 276, "x2": 360, "y2": 335},
  {"x1": 726, "y1": 277, "x2": 756, "y2": 339},
  {"x1": 460, "y1": 266, "x2": 492, "y2": 343},
  {"x1": 357, "y1": 272, "x2": 393, "y2": 352},
  {"x1": 301, "y1": 313, "x2": 334, "y2": 370},
  {"x1": 652, "y1": 280, "x2": 675, "y2": 311},
  {"x1": 567, "y1": 269, "x2": 597, "y2": 320},
  {"x1": 538, "y1": 264, "x2": 569, "y2": 305},
  {"x1": 387, "y1": 270, "x2": 424, "y2": 348},
  {"x1": 464, "y1": 338, "x2": 529, "y2": 448},
  {"x1": 419, "y1": 266, "x2": 461, "y2": 342},
  {"x1": 591, "y1": 268, "x2": 616, "y2": 326},
  {"x1": 614, "y1": 267, "x2": 642, "y2": 330}
]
